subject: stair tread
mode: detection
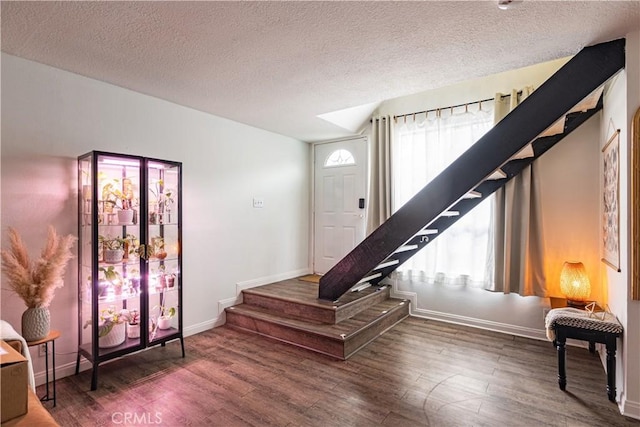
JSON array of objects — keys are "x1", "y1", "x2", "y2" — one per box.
[
  {"x1": 415, "y1": 229, "x2": 438, "y2": 236},
  {"x1": 242, "y1": 277, "x2": 385, "y2": 309},
  {"x1": 227, "y1": 298, "x2": 408, "y2": 340},
  {"x1": 375, "y1": 260, "x2": 399, "y2": 269},
  {"x1": 395, "y1": 244, "x2": 418, "y2": 253},
  {"x1": 487, "y1": 169, "x2": 507, "y2": 180},
  {"x1": 463, "y1": 190, "x2": 482, "y2": 199}
]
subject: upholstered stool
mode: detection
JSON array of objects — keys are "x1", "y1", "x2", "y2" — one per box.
[{"x1": 545, "y1": 307, "x2": 623, "y2": 402}]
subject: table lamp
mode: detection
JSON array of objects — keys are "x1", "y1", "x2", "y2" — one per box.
[{"x1": 560, "y1": 261, "x2": 591, "y2": 307}]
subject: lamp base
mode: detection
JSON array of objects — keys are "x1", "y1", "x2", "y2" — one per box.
[{"x1": 566, "y1": 299, "x2": 589, "y2": 308}]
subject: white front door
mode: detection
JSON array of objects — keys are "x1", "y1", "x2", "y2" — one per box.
[{"x1": 314, "y1": 137, "x2": 367, "y2": 274}]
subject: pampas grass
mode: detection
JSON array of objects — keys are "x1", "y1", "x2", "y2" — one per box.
[{"x1": 1, "y1": 226, "x2": 77, "y2": 308}]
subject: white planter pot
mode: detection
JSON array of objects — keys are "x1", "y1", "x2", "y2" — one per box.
[
  {"x1": 127, "y1": 323, "x2": 140, "y2": 339},
  {"x1": 104, "y1": 249, "x2": 124, "y2": 263},
  {"x1": 98, "y1": 322, "x2": 126, "y2": 348},
  {"x1": 117, "y1": 209, "x2": 134, "y2": 225},
  {"x1": 157, "y1": 316, "x2": 172, "y2": 330}
]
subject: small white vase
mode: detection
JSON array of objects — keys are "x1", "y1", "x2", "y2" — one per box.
[
  {"x1": 157, "y1": 316, "x2": 172, "y2": 330},
  {"x1": 127, "y1": 323, "x2": 140, "y2": 339}
]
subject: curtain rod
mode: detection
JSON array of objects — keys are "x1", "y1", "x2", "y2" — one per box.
[
  {"x1": 372, "y1": 90, "x2": 523, "y2": 123},
  {"x1": 393, "y1": 96, "x2": 495, "y2": 122}
]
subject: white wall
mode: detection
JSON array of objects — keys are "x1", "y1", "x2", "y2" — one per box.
[
  {"x1": 0, "y1": 54, "x2": 310, "y2": 383},
  {"x1": 602, "y1": 30, "x2": 640, "y2": 419},
  {"x1": 377, "y1": 57, "x2": 571, "y2": 117},
  {"x1": 623, "y1": 28, "x2": 640, "y2": 420},
  {"x1": 538, "y1": 114, "x2": 603, "y2": 302}
]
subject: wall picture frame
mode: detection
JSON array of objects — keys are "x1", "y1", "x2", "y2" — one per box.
[
  {"x1": 602, "y1": 127, "x2": 621, "y2": 272},
  {"x1": 632, "y1": 107, "x2": 640, "y2": 300}
]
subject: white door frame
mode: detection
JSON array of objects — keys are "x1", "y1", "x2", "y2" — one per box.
[{"x1": 311, "y1": 136, "x2": 368, "y2": 275}]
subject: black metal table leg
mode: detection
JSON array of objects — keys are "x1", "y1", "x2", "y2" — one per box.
[
  {"x1": 606, "y1": 338, "x2": 617, "y2": 402},
  {"x1": 43, "y1": 342, "x2": 50, "y2": 402},
  {"x1": 556, "y1": 337, "x2": 567, "y2": 391},
  {"x1": 52, "y1": 339, "x2": 56, "y2": 407}
]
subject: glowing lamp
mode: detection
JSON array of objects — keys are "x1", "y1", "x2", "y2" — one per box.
[{"x1": 560, "y1": 261, "x2": 591, "y2": 307}]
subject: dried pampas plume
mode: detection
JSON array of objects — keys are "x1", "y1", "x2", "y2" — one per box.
[{"x1": 1, "y1": 226, "x2": 77, "y2": 308}]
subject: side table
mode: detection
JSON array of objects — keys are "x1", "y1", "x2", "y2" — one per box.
[{"x1": 26, "y1": 330, "x2": 60, "y2": 407}]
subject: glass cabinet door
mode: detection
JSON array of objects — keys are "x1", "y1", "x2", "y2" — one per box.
[
  {"x1": 78, "y1": 152, "x2": 145, "y2": 357},
  {"x1": 146, "y1": 159, "x2": 181, "y2": 344}
]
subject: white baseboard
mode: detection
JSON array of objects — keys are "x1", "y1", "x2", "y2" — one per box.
[
  {"x1": 390, "y1": 281, "x2": 547, "y2": 341},
  {"x1": 409, "y1": 306, "x2": 548, "y2": 341},
  {"x1": 33, "y1": 359, "x2": 87, "y2": 387},
  {"x1": 622, "y1": 398, "x2": 640, "y2": 420},
  {"x1": 184, "y1": 318, "x2": 221, "y2": 336},
  {"x1": 599, "y1": 348, "x2": 640, "y2": 420}
]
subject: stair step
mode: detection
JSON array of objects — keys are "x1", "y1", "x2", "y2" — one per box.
[
  {"x1": 374, "y1": 260, "x2": 399, "y2": 270},
  {"x1": 241, "y1": 277, "x2": 391, "y2": 324},
  {"x1": 395, "y1": 244, "x2": 418, "y2": 253},
  {"x1": 415, "y1": 229, "x2": 438, "y2": 236},
  {"x1": 487, "y1": 169, "x2": 507, "y2": 180},
  {"x1": 225, "y1": 298, "x2": 409, "y2": 359},
  {"x1": 511, "y1": 143, "x2": 535, "y2": 160},
  {"x1": 356, "y1": 273, "x2": 382, "y2": 285},
  {"x1": 350, "y1": 283, "x2": 372, "y2": 292},
  {"x1": 463, "y1": 190, "x2": 482, "y2": 199}
]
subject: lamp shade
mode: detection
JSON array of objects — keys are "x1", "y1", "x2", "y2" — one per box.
[{"x1": 560, "y1": 261, "x2": 591, "y2": 306}]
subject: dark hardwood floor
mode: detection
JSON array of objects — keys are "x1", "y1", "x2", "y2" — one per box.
[{"x1": 44, "y1": 318, "x2": 639, "y2": 426}]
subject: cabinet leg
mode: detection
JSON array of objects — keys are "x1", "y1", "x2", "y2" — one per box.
[
  {"x1": 180, "y1": 336, "x2": 185, "y2": 358},
  {"x1": 91, "y1": 363, "x2": 98, "y2": 391},
  {"x1": 556, "y1": 338, "x2": 567, "y2": 391},
  {"x1": 75, "y1": 353, "x2": 80, "y2": 375},
  {"x1": 606, "y1": 345, "x2": 617, "y2": 402}
]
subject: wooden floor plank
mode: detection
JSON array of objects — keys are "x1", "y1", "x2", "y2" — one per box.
[{"x1": 43, "y1": 318, "x2": 639, "y2": 426}]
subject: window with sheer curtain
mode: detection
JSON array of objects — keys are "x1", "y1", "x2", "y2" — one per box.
[{"x1": 392, "y1": 102, "x2": 495, "y2": 287}]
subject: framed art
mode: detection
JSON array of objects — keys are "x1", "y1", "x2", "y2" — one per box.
[
  {"x1": 602, "y1": 128, "x2": 621, "y2": 272},
  {"x1": 632, "y1": 107, "x2": 640, "y2": 300}
]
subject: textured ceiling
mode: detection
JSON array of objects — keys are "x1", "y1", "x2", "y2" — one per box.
[{"x1": 2, "y1": 1, "x2": 639, "y2": 142}]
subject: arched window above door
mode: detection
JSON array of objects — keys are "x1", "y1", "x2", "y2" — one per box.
[{"x1": 324, "y1": 149, "x2": 356, "y2": 167}]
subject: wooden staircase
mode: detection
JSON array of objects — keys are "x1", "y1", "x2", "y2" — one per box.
[
  {"x1": 225, "y1": 38, "x2": 625, "y2": 359},
  {"x1": 225, "y1": 277, "x2": 409, "y2": 359}
]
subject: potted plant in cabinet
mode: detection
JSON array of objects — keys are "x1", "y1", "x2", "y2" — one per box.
[
  {"x1": 83, "y1": 305, "x2": 129, "y2": 348},
  {"x1": 155, "y1": 305, "x2": 176, "y2": 330},
  {"x1": 100, "y1": 235, "x2": 125, "y2": 264},
  {"x1": 102, "y1": 178, "x2": 136, "y2": 225},
  {"x1": 98, "y1": 265, "x2": 122, "y2": 298},
  {"x1": 127, "y1": 309, "x2": 141, "y2": 339}
]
